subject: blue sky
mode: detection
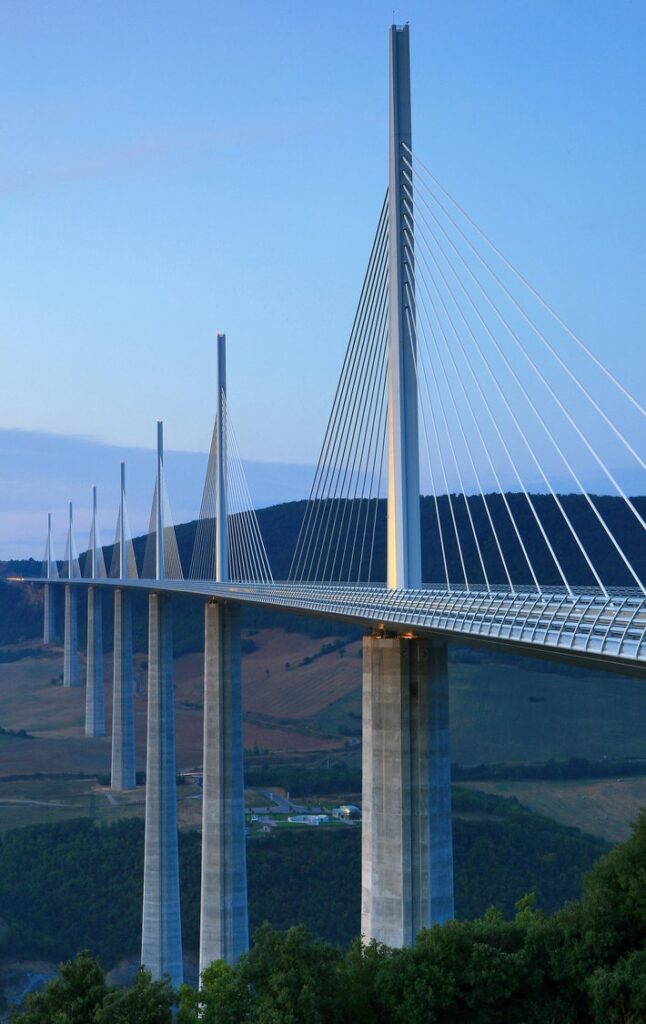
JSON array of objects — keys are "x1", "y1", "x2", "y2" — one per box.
[{"x1": 1, "y1": 1, "x2": 645, "y2": 555}]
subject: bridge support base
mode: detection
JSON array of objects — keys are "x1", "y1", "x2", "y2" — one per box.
[
  {"x1": 111, "y1": 589, "x2": 136, "y2": 789},
  {"x1": 199, "y1": 601, "x2": 248, "y2": 974},
  {"x1": 361, "y1": 634, "x2": 453, "y2": 947},
  {"x1": 141, "y1": 592, "x2": 183, "y2": 987},
  {"x1": 43, "y1": 583, "x2": 56, "y2": 644},
  {"x1": 63, "y1": 585, "x2": 79, "y2": 687},
  {"x1": 85, "y1": 586, "x2": 105, "y2": 736}
]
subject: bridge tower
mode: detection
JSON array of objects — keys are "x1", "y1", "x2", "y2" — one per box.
[
  {"x1": 361, "y1": 24, "x2": 454, "y2": 948},
  {"x1": 199, "y1": 333, "x2": 249, "y2": 973},
  {"x1": 111, "y1": 462, "x2": 136, "y2": 790},
  {"x1": 387, "y1": 24, "x2": 421, "y2": 593},
  {"x1": 141, "y1": 421, "x2": 183, "y2": 988},
  {"x1": 43, "y1": 512, "x2": 56, "y2": 643},
  {"x1": 63, "y1": 500, "x2": 80, "y2": 688},
  {"x1": 85, "y1": 485, "x2": 105, "y2": 736}
]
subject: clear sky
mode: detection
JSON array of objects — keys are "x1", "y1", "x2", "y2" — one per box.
[{"x1": 1, "y1": 0, "x2": 644, "y2": 468}]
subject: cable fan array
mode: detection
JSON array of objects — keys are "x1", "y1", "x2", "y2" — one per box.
[
  {"x1": 63, "y1": 509, "x2": 81, "y2": 580},
  {"x1": 142, "y1": 469, "x2": 184, "y2": 581},
  {"x1": 289, "y1": 196, "x2": 389, "y2": 584},
  {"x1": 41, "y1": 519, "x2": 59, "y2": 580},
  {"x1": 109, "y1": 496, "x2": 139, "y2": 580},
  {"x1": 290, "y1": 149, "x2": 645, "y2": 593},
  {"x1": 189, "y1": 394, "x2": 273, "y2": 583},
  {"x1": 85, "y1": 512, "x2": 107, "y2": 579},
  {"x1": 400, "y1": 143, "x2": 645, "y2": 595}
]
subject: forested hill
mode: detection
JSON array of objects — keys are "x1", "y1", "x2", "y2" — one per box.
[
  {"x1": 1, "y1": 492, "x2": 644, "y2": 650},
  {"x1": 253, "y1": 493, "x2": 646, "y2": 588}
]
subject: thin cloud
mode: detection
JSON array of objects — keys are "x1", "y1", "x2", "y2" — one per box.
[
  {"x1": 0, "y1": 114, "x2": 312, "y2": 197},
  {"x1": 0, "y1": 131, "x2": 223, "y2": 196}
]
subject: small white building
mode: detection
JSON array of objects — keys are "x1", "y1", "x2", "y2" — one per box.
[{"x1": 333, "y1": 804, "x2": 361, "y2": 821}]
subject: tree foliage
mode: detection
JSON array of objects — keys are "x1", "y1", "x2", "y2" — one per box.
[
  {"x1": 9, "y1": 950, "x2": 107, "y2": 1024},
  {"x1": 0, "y1": 790, "x2": 608, "y2": 969},
  {"x1": 93, "y1": 968, "x2": 174, "y2": 1024},
  {"x1": 177, "y1": 960, "x2": 250, "y2": 1024},
  {"x1": 8, "y1": 813, "x2": 646, "y2": 1023},
  {"x1": 9, "y1": 956, "x2": 174, "y2": 1024}
]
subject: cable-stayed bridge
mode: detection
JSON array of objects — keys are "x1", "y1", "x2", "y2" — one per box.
[{"x1": 19, "y1": 24, "x2": 645, "y2": 989}]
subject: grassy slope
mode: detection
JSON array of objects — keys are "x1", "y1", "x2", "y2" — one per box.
[
  {"x1": 306, "y1": 648, "x2": 646, "y2": 765},
  {"x1": 469, "y1": 776, "x2": 646, "y2": 843}
]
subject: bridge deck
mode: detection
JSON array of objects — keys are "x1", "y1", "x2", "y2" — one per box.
[{"x1": 24, "y1": 578, "x2": 646, "y2": 675}]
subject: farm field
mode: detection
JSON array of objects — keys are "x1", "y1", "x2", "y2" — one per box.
[
  {"x1": 0, "y1": 776, "x2": 350, "y2": 834},
  {"x1": 0, "y1": 776, "x2": 205, "y2": 834},
  {"x1": 469, "y1": 776, "x2": 646, "y2": 843},
  {"x1": 0, "y1": 628, "x2": 645, "y2": 843},
  {"x1": 1, "y1": 766, "x2": 642, "y2": 844},
  {"x1": 242, "y1": 631, "x2": 363, "y2": 719},
  {"x1": 0, "y1": 631, "x2": 352, "y2": 779}
]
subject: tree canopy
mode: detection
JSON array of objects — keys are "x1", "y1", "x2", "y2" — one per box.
[{"x1": 10, "y1": 812, "x2": 645, "y2": 1024}]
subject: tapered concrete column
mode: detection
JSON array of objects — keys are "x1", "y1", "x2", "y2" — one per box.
[
  {"x1": 141, "y1": 592, "x2": 183, "y2": 987},
  {"x1": 63, "y1": 585, "x2": 79, "y2": 688},
  {"x1": 199, "y1": 601, "x2": 248, "y2": 974},
  {"x1": 43, "y1": 584, "x2": 56, "y2": 644},
  {"x1": 111, "y1": 589, "x2": 136, "y2": 789},
  {"x1": 425, "y1": 642, "x2": 454, "y2": 923},
  {"x1": 361, "y1": 634, "x2": 453, "y2": 947},
  {"x1": 85, "y1": 587, "x2": 105, "y2": 736}
]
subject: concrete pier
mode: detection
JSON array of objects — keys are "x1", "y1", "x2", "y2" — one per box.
[
  {"x1": 85, "y1": 586, "x2": 105, "y2": 736},
  {"x1": 63, "y1": 585, "x2": 79, "y2": 688},
  {"x1": 199, "y1": 601, "x2": 248, "y2": 973},
  {"x1": 43, "y1": 583, "x2": 56, "y2": 644},
  {"x1": 361, "y1": 634, "x2": 453, "y2": 947},
  {"x1": 141, "y1": 592, "x2": 183, "y2": 987},
  {"x1": 111, "y1": 589, "x2": 136, "y2": 789}
]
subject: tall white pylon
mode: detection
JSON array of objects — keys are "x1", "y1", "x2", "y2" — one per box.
[
  {"x1": 387, "y1": 23, "x2": 422, "y2": 590},
  {"x1": 65, "y1": 500, "x2": 80, "y2": 580},
  {"x1": 63, "y1": 501, "x2": 80, "y2": 687},
  {"x1": 361, "y1": 25, "x2": 454, "y2": 954},
  {"x1": 90, "y1": 485, "x2": 98, "y2": 578},
  {"x1": 43, "y1": 512, "x2": 57, "y2": 643},
  {"x1": 119, "y1": 461, "x2": 127, "y2": 578},
  {"x1": 86, "y1": 485, "x2": 105, "y2": 736},
  {"x1": 216, "y1": 334, "x2": 228, "y2": 583},
  {"x1": 156, "y1": 420, "x2": 165, "y2": 582}
]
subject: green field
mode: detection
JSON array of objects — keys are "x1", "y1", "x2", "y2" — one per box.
[{"x1": 313, "y1": 652, "x2": 646, "y2": 765}]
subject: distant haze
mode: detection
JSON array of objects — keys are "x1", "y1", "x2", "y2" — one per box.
[{"x1": 0, "y1": 429, "x2": 315, "y2": 560}]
